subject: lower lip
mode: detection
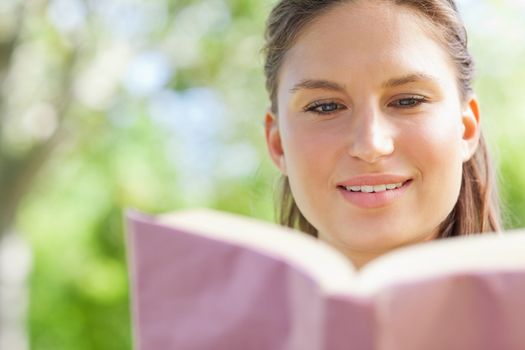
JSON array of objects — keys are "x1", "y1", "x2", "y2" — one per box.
[{"x1": 337, "y1": 180, "x2": 412, "y2": 209}]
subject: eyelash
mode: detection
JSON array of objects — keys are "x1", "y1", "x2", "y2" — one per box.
[
  {"x1": 304, "y1": 96, "x2": 428, "y2": 115},
  {"x1": 388, "y1": 96, "x2": 429, "y2": 108},
  {"x1": 304, "y1": 101, "x2": 346, "y2": 115}
]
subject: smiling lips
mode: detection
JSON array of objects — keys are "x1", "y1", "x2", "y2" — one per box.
[
  {"x1": 336, "y1": 175, "x2": 412, "y2": 208},
  {"x1": 342, "y1": 182, "x2": 404, "y2": 193}
]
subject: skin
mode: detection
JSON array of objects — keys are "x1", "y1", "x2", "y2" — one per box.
[{"x1": 265, "y1": 1, "x2": 481, "y2": 269}]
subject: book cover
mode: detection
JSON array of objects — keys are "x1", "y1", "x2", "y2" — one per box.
[{"x1": 125, "y1": 209, "x2": 525, "y2": 350}]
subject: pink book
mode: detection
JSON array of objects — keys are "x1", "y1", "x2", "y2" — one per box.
[{"x1": 126, "y1": 209, "x2": 525, "y2": 350}]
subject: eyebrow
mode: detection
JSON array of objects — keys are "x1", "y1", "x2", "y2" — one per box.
[
  {"x1": 381, "y1": 73, "x2": 440, "y2": 89},
  {"x1": 289, "y1": 79, "x2": 346, "y2": 94},
  {"x1": 289, "y1": 73, "x2": 439, "y2": 94}
]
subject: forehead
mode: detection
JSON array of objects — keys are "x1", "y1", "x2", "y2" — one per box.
[{"x1": 279, "y1": 1, "x2": 454, "y2": 89}]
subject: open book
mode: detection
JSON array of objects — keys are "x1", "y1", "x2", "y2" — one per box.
[{"x1": 125, "y1": 209, "x2": 525, "y2": 350}]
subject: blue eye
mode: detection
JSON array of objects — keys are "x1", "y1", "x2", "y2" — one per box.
[
  {"x1": 390, "y1": 96, "x2": 427, "y2": 108},
  {"x1": 305, "y1": 101, "x2": 345, "y2": 114}
]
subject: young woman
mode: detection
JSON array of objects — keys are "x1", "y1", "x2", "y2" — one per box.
[{"x1": 262, "y1": 0, "x2": 501, "y2": 269}]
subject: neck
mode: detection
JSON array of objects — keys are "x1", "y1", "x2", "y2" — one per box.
[
  {"x1": 317, "y1": 234, "x2": 387, "y2": 271},
  {"x1": 339, "y1": 246, "x2": 386, "y2": 271},
  {"x1": 318, "y1": 229, "x2": 439, "y2": 271}
]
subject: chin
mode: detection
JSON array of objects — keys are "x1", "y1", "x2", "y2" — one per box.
[{"x1": 331, "y1": 221, "x2": 428, "y2": 252}]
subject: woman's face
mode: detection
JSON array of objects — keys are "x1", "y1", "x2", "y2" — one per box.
[{"x1": 265, "y1": 1, "x2": 480, "y2": 266}]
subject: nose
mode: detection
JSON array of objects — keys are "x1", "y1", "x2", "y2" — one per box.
[{"x1": 347, "y1": 106, "x2": 394, "y2": 163}]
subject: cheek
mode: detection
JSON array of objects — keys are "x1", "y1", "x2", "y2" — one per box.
[
  {"x1": 404, "y1": 115, "x2": 465, "y2": 212},
  {"x1": 401, "y1": 109, "x2": 464, "y2": 166},
  {"x1": 281, "y1": 121, "x2": 340, "y2": 179},
  {"x1": 280, "y1": 120, "x2": 342, "y2": 216}
]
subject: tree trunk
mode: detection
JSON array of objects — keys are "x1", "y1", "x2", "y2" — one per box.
[{"x1": 0, "y1": 230, "x2": 32, "y2": 350}]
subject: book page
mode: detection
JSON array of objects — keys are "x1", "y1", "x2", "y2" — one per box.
[
  {"x1": 158, "y1": 209, "x2": 358, "y2": 294},
  {"x1": 353, "y1": 230, "x2": 525, "y2": 296}
]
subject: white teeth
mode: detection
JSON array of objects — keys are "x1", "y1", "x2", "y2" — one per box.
[
  {"x1": 361, "y1": 185, "x2": 374, "y2": 193},
  {"x1": 344, "y1": 182, "x2": 404, "y2": 193},
  {"x1": 373, "y1": 184, "x2": 387, "y2": 192}
]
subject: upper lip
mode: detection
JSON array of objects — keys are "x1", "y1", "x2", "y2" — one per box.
[{"x1": 336, "y1": 174, "x2": 412, "y2": 187}]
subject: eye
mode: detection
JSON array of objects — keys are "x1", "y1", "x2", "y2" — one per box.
[
  {"x1": 389, "y1": 96, "x2": 428, "y2": 108},
  {"x1": 304, "y1": 101, "x2": 346, "y2": 115}
]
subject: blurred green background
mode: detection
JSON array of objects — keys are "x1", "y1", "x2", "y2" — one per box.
[{"x1": 0, "y1": 0, "x2": 524, "y2": 348}]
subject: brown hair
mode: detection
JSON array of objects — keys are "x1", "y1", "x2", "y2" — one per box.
[{"x1": 262, "y1": 0, "x2": 502, "y2": 237}]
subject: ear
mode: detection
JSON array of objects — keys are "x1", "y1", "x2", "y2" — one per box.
[
  {"x1": 461, "y1": 96, "x2": 481, "y2": 162},
  {"x1": 264, "y1": 108, "x2": 287, "y2": 174}
]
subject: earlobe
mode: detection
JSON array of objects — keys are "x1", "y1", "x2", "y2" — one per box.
[
  {"x1": 461, "y1": 96, "x2": 481, "y2": 162},
  {"x1": 264, "y1": 109, "x2": 287, "y2": 174}
]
